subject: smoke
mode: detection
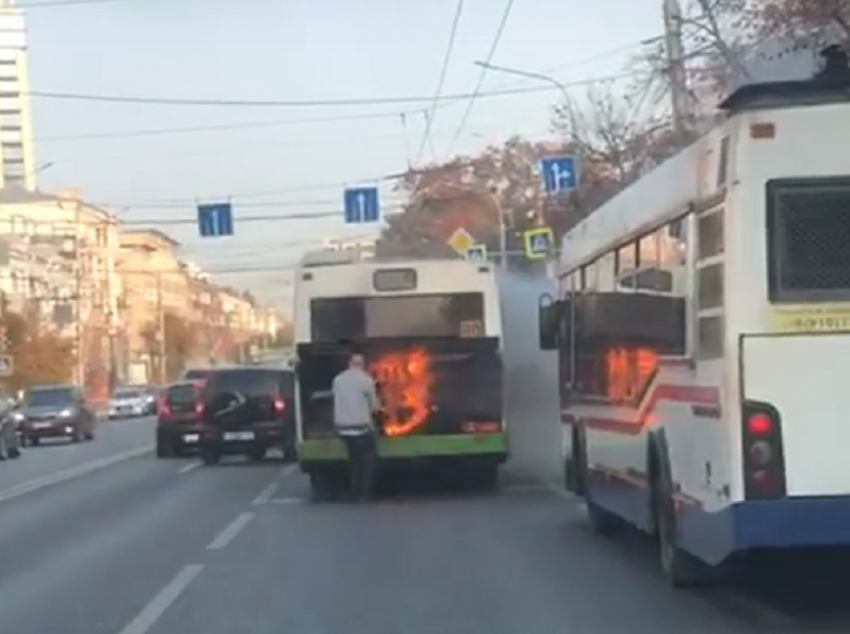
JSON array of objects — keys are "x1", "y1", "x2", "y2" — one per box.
[{"x1": 497, "y1": 269, "x2": 562, "y2": 483}]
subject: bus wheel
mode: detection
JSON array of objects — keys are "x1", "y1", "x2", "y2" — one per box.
[
  {"x1": 473, "y1": 463, "x2": 498, "y2": 492},
  {"x1": 565, "y1": 427, "x2": 586, "y2": 495},
  {"x1": 652, "y1": 467, "x2": 713, "y2": 587},
  {"x1": 581, "y1": 470, "x2": 623, "y2": 537},
  {"x1": 309, "y1": 468, "x2": 343, "y2": 503}
]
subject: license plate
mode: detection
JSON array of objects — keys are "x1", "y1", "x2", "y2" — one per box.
[
  {"x1": 224, "y1": 431, "x2": 254, "y2": 441},
  {"x1": 33, "y1": 422, "x2": 51, "y2": 429},
  {"x1": 183, "y1": 434, "x2": 199, "y2": 443}
]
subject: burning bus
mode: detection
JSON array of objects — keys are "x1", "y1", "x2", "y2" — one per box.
[{"x1": 292, "y1": 249, "x2": 506, "y2": 500}]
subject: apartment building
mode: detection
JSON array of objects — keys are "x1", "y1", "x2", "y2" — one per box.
[
  {"x1": 115, "y1": 229, "x2": 190, "y2": 382},
  {"x1": 0, "y1": 187, "x2": 121, "y2": 386},
  {"x1": 0, "y1": 2, "x2": 35, "y2": 190}
]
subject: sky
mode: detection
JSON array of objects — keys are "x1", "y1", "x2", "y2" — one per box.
[{"x1": 22, "y1": 0, "x2": 665, "y2": 313}]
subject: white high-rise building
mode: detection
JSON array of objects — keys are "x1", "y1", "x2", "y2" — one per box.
[{"x1": 0, "y1": 0, "x2": 35, "y2": 189}]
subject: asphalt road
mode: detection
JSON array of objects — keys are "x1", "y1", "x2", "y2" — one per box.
[
  {"x1": 0, "y1": 281, "x2": 848, "y2": 633},
  {"x1": 2, "y1": 448, "x2": 835, "y2": 634},
  {"x1": 0, "y1": 415, "x2": 154, "y2": 501}
]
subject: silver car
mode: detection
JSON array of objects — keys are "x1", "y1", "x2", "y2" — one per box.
[{"x1": 0, "y1": 396, "x2": 21, "y2": 460}]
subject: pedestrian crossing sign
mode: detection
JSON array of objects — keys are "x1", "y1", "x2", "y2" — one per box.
[
  {"x1": 465, "y1": 244, "x2": 487, "y2": 262},
  {"x1": 523, "y1": 227, "x2": 554, "y2": 260}
]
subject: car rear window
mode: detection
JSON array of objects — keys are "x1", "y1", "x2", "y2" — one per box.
[
  {"x1": 166, "y1": 384, "x2": 197, "y2": 403},
  {"x1": 182, "y1": 369, "x2": 209, "y2": 380},
  {"x1": 204, "y1": 369, "x2": 294, "y2": 397},
  {"x1": 114, "y1": 390, "x2": 143, "y2": 399}
]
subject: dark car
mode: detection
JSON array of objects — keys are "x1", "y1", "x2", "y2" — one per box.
[
  {"x1": 18, "y1": 385, "x2": 96, "y2": 446},
  {"x1": 197, "y1": 366, "x2": 296, "y2": 465},
  {"x1": 0, "y1": 395, "x2": 21, "y2": 460},
  {"x1": 155, "y1": 381, "x2": 205, "y2": 458}
]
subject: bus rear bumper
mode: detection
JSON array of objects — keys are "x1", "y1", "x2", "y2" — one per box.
[{"x1": 681, "y1": 495, "x2": 850, "y2": 564}]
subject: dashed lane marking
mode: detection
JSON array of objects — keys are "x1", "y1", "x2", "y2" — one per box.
[
  {"x1": 116, "y1": 564, "x2": 204, "y2": 634},
  {"x1": 251, "y1": 464, "x2": 296, "y2": 505},
  {"x1": 177, "y1": 462, "x2": 200, "y2": 475},
  {"x1": 206, "y1": 512, "x2": 254, "y2": 550}
]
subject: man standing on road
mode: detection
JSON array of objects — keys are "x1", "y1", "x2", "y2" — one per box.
[{"x1": 332, "y1": 351, "x2": 380, "y2": 502}]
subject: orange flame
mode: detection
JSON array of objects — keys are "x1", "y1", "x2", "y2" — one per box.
[{"x1": 369, "y1": 348, "x2": 434, "y2": 436}]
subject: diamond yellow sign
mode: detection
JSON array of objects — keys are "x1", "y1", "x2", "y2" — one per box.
[{"x1": 447, "y1": 227, "x2": 475, "y2": 255}]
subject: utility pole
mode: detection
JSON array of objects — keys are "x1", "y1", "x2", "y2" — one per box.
[
  {"x1": 663, "y1": 0, "x2": 691, "y2": 141},
  {"x1": 156, "y1": 274, "x2": 166, "y2": 383},
  {"x1": 74, "y1": 211, "x2": 85, "y2": 387}
]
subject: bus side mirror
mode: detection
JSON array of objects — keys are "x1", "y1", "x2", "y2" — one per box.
[{"x1": 538, "y1": 293, "x2": 559, "y2": 351}]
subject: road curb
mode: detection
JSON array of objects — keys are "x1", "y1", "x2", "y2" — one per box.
[{"x1": 0, "y1": 445, "x2": 154, "y2": 504}]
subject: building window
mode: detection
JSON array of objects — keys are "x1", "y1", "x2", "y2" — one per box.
[{"x1": 3, "y1": 141, "x2": 23, "y2": 162}]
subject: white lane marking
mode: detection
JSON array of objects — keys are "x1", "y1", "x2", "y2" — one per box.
[
  {"x1": 177, "y1": 462, "x2": 200, "y2": 475},
  {"x1": 116, "y1": 564, "x2": 204, "y2": 634},
  {"x1": 251, "y1": 481, "x2": 278, "y2": 505},
  {"x1": 0, "y1": 445, "x2": 154, "y2": 505},
  {"x1": 206, "y1": 512, "x2": 254, "y2": 550}
]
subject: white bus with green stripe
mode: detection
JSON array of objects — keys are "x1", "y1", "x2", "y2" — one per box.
[{"x1": 292, "y1": 250, "x2": 507, "y2": 499}]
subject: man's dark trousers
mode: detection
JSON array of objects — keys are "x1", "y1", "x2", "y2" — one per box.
[{"x1": 338, "y1": 428, "x2": 377, "y2": 502}]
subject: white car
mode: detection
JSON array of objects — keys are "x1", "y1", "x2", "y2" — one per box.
[{"x1": 108, "y1": 389, "x2": 150, "y2": 419}]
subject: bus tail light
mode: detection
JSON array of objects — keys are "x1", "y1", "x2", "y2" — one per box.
[{"x1": 741, "y1": 401, "x2": 787, "y2": 500}]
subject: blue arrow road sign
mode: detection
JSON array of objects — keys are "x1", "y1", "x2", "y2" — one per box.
[
  {"x1": 540, "y1": 155, "x2": 578, "y2": 194},
  {"x1": 197, "y1": 202, "x2": 234, "y2": 237},
  {"x1": 523, "y1": 227, "x2": 554, "y2": 260},
  {"x1": 465, "y1": 244, "x2": 487, "y2": 262},
  {"x1": 344, "y1": 186, "x2": 380, "y2": 223}
]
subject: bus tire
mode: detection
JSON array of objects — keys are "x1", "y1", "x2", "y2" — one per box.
[
  {"x1": 309, "y1": 468, "x2": 343, "y2": 503},
  {"x1": 650, "y1": 444, "x2": 713, "y2": 588},
  {"x1": 565, "y1": 425, "x2": 586, "y2": 495},
  {"x1": 579, "y1": 439, "x2": 623, "y2": 537},
  {"x1": 474, "y1": 463, "x2": 499, "y2": 491}
]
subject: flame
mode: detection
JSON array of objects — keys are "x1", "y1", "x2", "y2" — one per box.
[{"x1": 369, "y1": 348, "x2": 434, "y2": 436}]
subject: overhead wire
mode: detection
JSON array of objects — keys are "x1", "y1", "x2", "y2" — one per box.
[
  {"x1": 25, "y1": 73, "x2": 624, "y2": 109},
  {"x1": 19, "y1": 0, "x2": 138, "y2": 7},
  {"x1": 35, "y1": 41, "x2": 656, "y2": 147},
  {"x1": 415, "y1": 0, "x2": 466, "y2": 165},
  {"x1": 445, "y1": 0, "x2": 517, "y2": 156},
  {"x1": 35, "y1": 109, "x2": 428, "y2": 144},
  {"x1": 118, "y1": 205, "x2": 404, "y2": 226}
]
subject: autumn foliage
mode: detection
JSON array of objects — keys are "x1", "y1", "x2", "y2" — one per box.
[
  {"x1": 0, "y1": 309, "x2": 75, "y2": 391},
  {"x1": 141, "y1": 311, "x2": 197, "y2": 382}
]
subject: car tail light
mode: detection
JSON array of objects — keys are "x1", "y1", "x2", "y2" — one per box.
[
  {"x1": 273, "y1": 395, "x2": 285, "y2": 414},
  {"x1": 158, "y1": 396, "x2": 172, "y2": 419},
  {"x1": 741, "y1": 401, "x2": 786, "y2": 500},
  {"x1": 195, "y1": 400, "x2": 205, "y2": 417}
]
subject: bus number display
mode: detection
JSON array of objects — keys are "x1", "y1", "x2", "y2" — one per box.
[
  {"x1": 373, "y1": 268, "x2": 417, "y2": 292},
  {"x1": 460, "y1": 320, "x2": 483, "y2": 337}
]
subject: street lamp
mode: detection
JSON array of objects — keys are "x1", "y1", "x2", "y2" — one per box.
[{"x1": 473, "y1": 61, "x2": 572, "y2": 105}]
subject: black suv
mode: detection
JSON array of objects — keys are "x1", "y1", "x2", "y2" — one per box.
[
  {"x1": 197, "y1": 366, "x2": 296, "y2": 465},
  {"x1": 156, "y1": 380, "x2": 205, "y2": 457}
]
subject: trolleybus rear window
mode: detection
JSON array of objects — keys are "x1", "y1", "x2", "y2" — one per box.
[
  {"x1": 768, "y1": 177, "x2": 850, "y2": 300},
  {"x1": 310, "y1": 293, "x2": 485, "y2": 341}
]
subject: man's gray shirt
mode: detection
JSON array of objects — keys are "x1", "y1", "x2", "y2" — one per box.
[{"x1": 332, "y1": 367, "x2": 379, "y2": 434}]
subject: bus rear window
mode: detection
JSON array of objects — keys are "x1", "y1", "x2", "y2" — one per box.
[
  {"x1": 767, "y1": 177, "x2": 850, "y2": 301},
  {"x1": 310, "y1": 293, "x2": 485, "y2": 341}
]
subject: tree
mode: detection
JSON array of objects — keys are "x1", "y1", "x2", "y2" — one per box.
[
  {"x1": 745, "y1": 0, "x2": 850, "y2": 40},
  {"x1": 0, "y1": 309, "x2": 75, "y2": 391},
  {"x1": 271, "y1": 322, "x2": 293, "y2": 347},
  {"x1": 549, "y1": 83, "x2": 683, "y2": 231},
  {"x1": 378, "y1": 136, "x2": 575, "y2": 269},
  {"x1": 141, "y1": 311, "x2": 197, "y2": 382}
]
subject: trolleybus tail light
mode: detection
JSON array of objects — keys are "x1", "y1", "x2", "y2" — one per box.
[{"x1": 741, "y1": 401, "x2": 786, "y2": 500}]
